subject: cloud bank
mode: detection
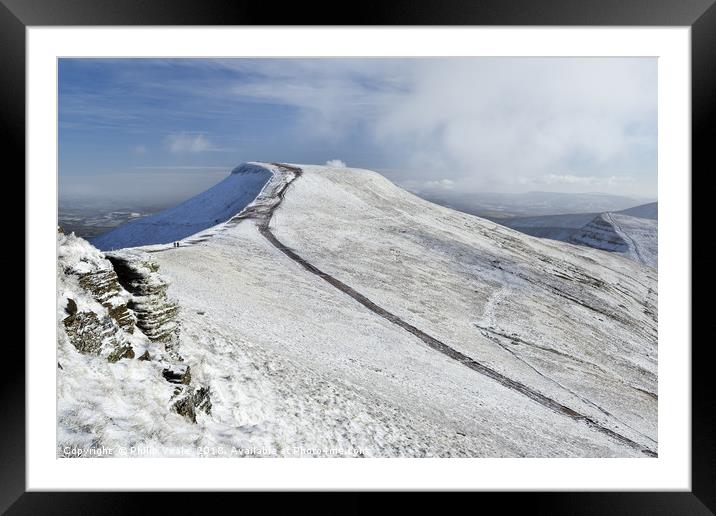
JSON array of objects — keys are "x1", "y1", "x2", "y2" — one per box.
[
  {"x1": 210, "y1": 58, "x2": 656, "y2": 196},
  {"x1": 59, "y1": 58, "x2": 657, "y2": 203}
]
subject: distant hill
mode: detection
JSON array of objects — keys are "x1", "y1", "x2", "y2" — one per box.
[
  {"x1": 617, "y1": 202, "x2": 657, "y2": 220},
  {"x1": 418, "y1": 190, "x2": 653, "y2": 218},
  {"x1": 495, "y1": 203, "x2": 658, "y2": 268},
  {"x1": 91, "y1": 163, "x2": 271, "y2": 250}
]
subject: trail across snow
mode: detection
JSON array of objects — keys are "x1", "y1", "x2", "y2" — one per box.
[
  {"x1": 72, "y1": 162, "x2": 658, "y2": 457},
  {"x1": 497, "y1": 203, "x2": 657, "y2": 269},
  {"x1": 251, "y1": 165, "x2": 655, "y2": 456},
  {"x1": 270, "y1": 164, "x2": 657, "y2": 454}
]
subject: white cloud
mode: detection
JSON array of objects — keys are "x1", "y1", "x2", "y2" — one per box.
[
  {"x1": 398, "y1": 178, "x2": 456, "y2": 194},
  {"x1": 216, "y1": 58, "x2": 656, "y2": 196},
  {"x1": 325, "y1": 159, "x2": 347, "y2": 168},
  {"x1": 525, "y1": 174, "x2": 635, "y2": 187},
  {"x1": 131, "y1": 166, "x2": 231, "y2": 172},
  {"x1": 423, "y1": 179, "x2": 455, "y2": 190},
  {"x1": 132, "y1": 144, "x2": 147, "y2": 155},
  {"x1": 165, "y1": 133, "x2": 216, "y2": 153},
  {"x1": 371, "y1": 59, "x2": 655, "y2": 194},
  {"x1": 62, "y1": 59, "x2": 656, "y2": 199}
]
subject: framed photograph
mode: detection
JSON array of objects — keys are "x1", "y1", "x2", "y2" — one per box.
[{"x1": 9, "y1": 0, "x2": 711, "y2": 512}]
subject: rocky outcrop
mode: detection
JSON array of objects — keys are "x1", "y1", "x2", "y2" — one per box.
[
  {"x1": 172, "y1": 385, "x2": 212, "y2": 423},
  {"x1": 162, "y1": 363, "x2": 191, "y2": 385},
  {"x1": 58, "y1": 232, "x2": 211, "y2": 424},
  {"x1": 63, "y1": 309, "x2": 115, "y2": 355},
  {"x1": 58, "y1": 232, "x2": 136, "y2": 362},
  {"x1": 192, "y1": 386, "x2": 212, "y2": 415},
  {"x1": 105, "y1": 251, "x2": 180, "y2": 345},
  {"x1": 104, "y1": 250, "x2": 211, "y2": 423},
  {"x1": 76, "y1": 270, "x2": 136, "y2": 332}
]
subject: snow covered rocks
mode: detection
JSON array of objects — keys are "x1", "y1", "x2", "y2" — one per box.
[
  {"x1": 58, "y1": 230, "x2": 136, "y2": 362},
  {"x1": 105, "y1": 250, "x2": 180, "y2": 344},
  {"x1": 57, "y1": 231, "x2": 212, "y2": 453}
]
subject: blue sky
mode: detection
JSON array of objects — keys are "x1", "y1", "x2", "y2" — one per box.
[{"x1": 59, "y1": 58, "x2": 657, "y2": 205}]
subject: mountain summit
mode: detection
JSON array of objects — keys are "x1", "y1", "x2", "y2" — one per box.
[{"x1": 91, "y1": 163, "x2": 272, "y2": 250}]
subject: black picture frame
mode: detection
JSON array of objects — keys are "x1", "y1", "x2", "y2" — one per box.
[{"x1": 7, "y1": 0, "x2": 712, "y2": 512}]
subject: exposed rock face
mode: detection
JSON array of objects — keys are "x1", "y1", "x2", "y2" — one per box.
[
  {"x1": 107, "y1": 344, "x2": 135, "y2": 363},
  {"x1": 105, "y1": 251, "x2": 180, "y2": 344},
  {"x1": 193, "y1": 386, "x2": 212, "y2": 415},
  {"x1": 161, "y1": 363, "x2": 211, "y2": 423},
  {"x1": 58, "y1": 232, "x2": 136, "y2": 362},
  {"x1": 76, "y1": 271, "x2": 136, "y2": 332},
  {"x1": 58, "y1": 233, "x2": 211, "y2": 431},
  {"x1": 162, "y1": 363, "x2": 191, "y2": 385},
  {"x1": 62, "y1": 310, "x2": 115, "y2": 355},
  {"x1": 172, "y1": 386, "x2": 212, "y2": 423},
  {"x1": 65, "y1": 298, "x2": 77, "y2": 316},
  {"x1": 103, "y1": 250, "x2": 211, "y2": 423}
]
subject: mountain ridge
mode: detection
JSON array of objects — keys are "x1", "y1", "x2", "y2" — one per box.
[
  {"x1": 496, "y1": 202, "x2": 658, "y2": 268},
  {"x1": 59, "y1": 162, "x2": 658, "y2": 457}
]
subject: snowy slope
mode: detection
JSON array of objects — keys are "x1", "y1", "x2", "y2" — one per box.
[
  {"x1": 421, "y1": 190, "x2": 648, "y2": 218},
  {"x1": 496, "y1": 203, "x2": 657, "y2": 268},
  {"x1": 91, "y1": 163, "x2": 271, "y2": 250},
  {"x1": 617, "y1": 202, "x2": 658, "y2": 220},
  {"x1": 270, "y1": 165, "x2": 657, "y2": 455},
  {"x1": 491, "y1": 212, "x2": 598, "y2": 240},
  {"x1": 60, "y1": 162, "x2": 658, "y2": 458},
  {"x1": 568, "y1": 211, "x2": 658, "y2": 268}
]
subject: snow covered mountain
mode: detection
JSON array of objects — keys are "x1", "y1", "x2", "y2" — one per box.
[
  {"x1": 420, "y1": 190, "x2": 651, "y2": 218},
  {"x1": 495, "y1": 203, "x2": 658, "y2": 268},
  {"x1": 618, "y1": 202, "x2": 658, "y2": 220},
  {"x1": 60, "y1": 162, "x2": 658, "y2": 458},
  {"x1": 91, "y1": 163, "x2": 271, "y2": 250},
  {"x1": 569, "y1": 211, "x2": 657, "y2": 268}
]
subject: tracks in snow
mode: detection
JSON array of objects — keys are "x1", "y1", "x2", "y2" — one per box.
[
  {"x1": 147, "y1": 162, "x2": 656, "y2": 456},
  {"x1": 252, "y1": 164, "x2": 657, "y2": 457},
  {"x1": 604, "y1": 212, "x2": 645, "y2": 264}
]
